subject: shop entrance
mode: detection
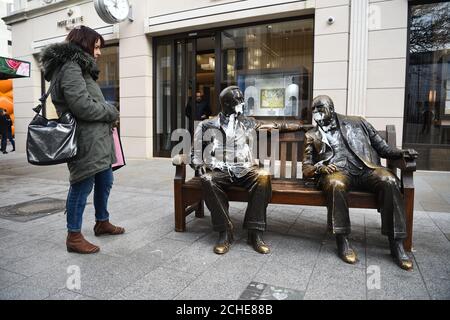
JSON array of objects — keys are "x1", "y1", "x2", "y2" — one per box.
[{"x1": 154, "y1": 34, "x2": 217, "y2": 157}]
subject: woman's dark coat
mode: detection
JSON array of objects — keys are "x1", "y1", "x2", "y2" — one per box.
[{"x1": 40, "y1": 42, "x2": 119, "y2": 184}]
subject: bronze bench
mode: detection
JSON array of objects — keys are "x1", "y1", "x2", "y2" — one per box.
[{"x1": 173, "y1": 125, "x2": 416, "y2": 251}]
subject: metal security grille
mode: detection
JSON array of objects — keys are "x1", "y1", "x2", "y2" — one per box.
[{"x1": 0, "y1": 197, "x2": 66, "y2": 222}]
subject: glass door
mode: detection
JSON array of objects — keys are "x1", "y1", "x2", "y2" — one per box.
[
  {"x1": 155, "y1": 42, "x2": 172, "y2": 157},
  {"x1": 154, "y1": 34, "x2": 217, "y2": 157}
]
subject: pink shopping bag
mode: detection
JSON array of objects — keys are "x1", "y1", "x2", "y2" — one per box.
[{"x1": 112, "y1": 128, "x2": 126, "y2": 171}]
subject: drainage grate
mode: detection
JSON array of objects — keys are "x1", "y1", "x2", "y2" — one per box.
[
  {"x1": 0, "y1": 197, "x2": 66, "y2": 222},
  {"x1": 239, "y1": 281, "x2": 304, "y2": 300}
]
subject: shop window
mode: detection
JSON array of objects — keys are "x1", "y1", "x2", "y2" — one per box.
[
  {"x1": 97, "y1": 45, "x2": 120, "y2": 125},
  {"x1": 404, "y1": 1, "x2": 450, "y2": 170},
  {"x1": 221, "y1": 18, "x2": 314, "y2": 121}
]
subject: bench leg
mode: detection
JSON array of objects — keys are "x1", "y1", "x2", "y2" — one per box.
[
  {"x1": 403, "y1": 187, "x2": 414, "y2": 252},
  {"x1": 195, "y1": 200, "x2": 204, "y2": 218},
  {"x1": 174, "y1": 182, "x2": 186, "y2": 232}
]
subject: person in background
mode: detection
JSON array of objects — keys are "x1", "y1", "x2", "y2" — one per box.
[
  {"x1": 4, "y1": 109, "x2": 15, "y2": 152},
  {"x1": 0, "y1": 109, "x2": 8, "y2": 154},
  {"x1": 186, "y1": 91, "x2": 211, "y2": 121}
]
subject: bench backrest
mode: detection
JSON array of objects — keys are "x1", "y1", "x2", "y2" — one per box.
[{"x1": 268, "y1": 126, "x2": 393, "y2": 180}]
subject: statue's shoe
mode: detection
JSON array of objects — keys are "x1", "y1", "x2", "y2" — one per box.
[
  {"x1": 390, "y1": 239, "x2": 413, "y2": 271},
  {"x1": 247, "y1": 230, "x2": 270, "y2": 254},
  {"x1": 336, "y1": 235, "x2": 358, "y2": 264},
  {"x1": 213, "y1": 230, "x2": 233, "y2": 255},
  {"x1": 213, "y1": 241, "x2": 231, "y2": 254}
]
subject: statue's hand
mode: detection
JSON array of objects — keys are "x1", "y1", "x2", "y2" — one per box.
[
  {"x1": 318, "y1": 164, "x2": 338, "y2": 175},
  {"x1": 401, "y1": 149, "x2": 419, "y2": 160}
]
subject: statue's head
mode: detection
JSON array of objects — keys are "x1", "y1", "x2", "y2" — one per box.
[
  {"x1": 219, "y1": 86, "x2": 245, "y2": 116},
  {"x1": 312, "y1": 95, "x2": 335, "y2": 127}
]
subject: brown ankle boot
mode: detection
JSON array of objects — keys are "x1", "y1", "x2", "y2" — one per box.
[
  {"x1": 94, "y1": 220, "x2": 125, "y2": 236},
  {"x1": 66, "y1": 232, "x2": 100, "y2": 254}
]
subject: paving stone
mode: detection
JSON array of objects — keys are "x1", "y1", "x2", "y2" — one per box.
[
  {"x1": 0, "y1": 227, "x2": 16, "y2": 239},
  {"x1": 1, "y1": 243, "x2": 75, "y2": 276},
  {"x1": 303, "y1": 262, "x2": 366, "y2": 300},
  {"x1": 0, "y1": 268, "x2": 27, "y2": 290},
  {"x1": 8, "y1": 263, "x2": 76, "y2": 297},
  {"x1": 98, "y1": 216, "x2": 175, "y2": 257},
  {"x1": 175, "y1": 249, "x2": 270, "y2": 300},
  {"x1": 45, "y1": 289, "x2": 96, "y2": 300},
  {"x1": 164, "y1": 217, "x2": 212, "y2": 243},
  {"x1": 420, "y1": 201, "x2": 450, "y2": 213},
  {"x1": 0, "y1": 280, "x2": 51, "y2": 300},
  {"x1": 112, "y1": 266, "x2": 197, "y2": 300},
  {"x1": 365, "y1": 245, "x2": 430, "y2": 300},
  {"x1": 45, "y1": 253, "x2": 163, "y2": 299},
  {"x1": 166, "y1": 236, "x2": 221, "y2": 276},
  {"x1": 423, "y1": 277, "x2": 450, "y2": 300},
  {"x1": 266, "y1": 235, "x2": 321, "y2": 271},
  {"x1": 252, "y1": 261, "x2": 313, "y2": 292},
  {"x1": 0, "y1": 232, "x2": 40, "y2": 250},
  {"x1": 0, "y1": 239, "x2": 59, "y2": 267}
]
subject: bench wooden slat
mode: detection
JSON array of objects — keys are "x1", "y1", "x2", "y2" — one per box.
[
  {"x1": 280, "y1": 142, "x2": 287, "y2": 178},
  {"x1": 291, "y1": 143, "x2": 297, "y2": 179},
  {"x1": 183, "y1": 177, "x2": 377, "y2": 208}
]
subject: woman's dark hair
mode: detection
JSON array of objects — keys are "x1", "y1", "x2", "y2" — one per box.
[{"x1": 66, "y1": 26, "x2": 105, "y2": 56}]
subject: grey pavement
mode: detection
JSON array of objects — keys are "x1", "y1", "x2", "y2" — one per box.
[{"x1": 0, "y1": 152, "x2": 449, "y2": 300}]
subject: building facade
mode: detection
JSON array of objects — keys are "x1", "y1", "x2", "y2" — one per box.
[
  {"x1": 0, "y1": 0, "x2": 13, "y2": 57},
  {"x1": 3, "y1": 0, "x2": 449, "y2": 170}
]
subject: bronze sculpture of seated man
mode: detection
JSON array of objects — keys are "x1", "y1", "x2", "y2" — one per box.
[
  {"x1": 191, "y1": 86, "x2": 304, "y2": 255},
  {"x1": 302, "y1": 95, "x2": 418, "y2": 270}
]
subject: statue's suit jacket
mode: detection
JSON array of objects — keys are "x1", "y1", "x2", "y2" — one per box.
[{"x1": 302, "y1": 113, "x2": 402, "y2": 179}]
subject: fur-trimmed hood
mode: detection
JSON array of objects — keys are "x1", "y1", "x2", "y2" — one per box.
[{"x1": 40, "y1": 42, "x2": 99, "y2": 81}]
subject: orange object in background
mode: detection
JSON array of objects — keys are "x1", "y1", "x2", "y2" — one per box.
[{"x1": 0, "y1": 79, "x2": 14, "y2": 136}]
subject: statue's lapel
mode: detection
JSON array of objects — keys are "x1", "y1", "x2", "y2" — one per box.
[{"x1": 314, "y1": 127, "x2": 329, "y2": 155}]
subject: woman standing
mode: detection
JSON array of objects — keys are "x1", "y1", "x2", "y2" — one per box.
[{"x1": 40, "y1": 26, "x2": 125, "y2": 254}]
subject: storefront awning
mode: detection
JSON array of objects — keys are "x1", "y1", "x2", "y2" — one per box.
[{"x1": 0, "y1": 56, "x2": 31, "y2": 80}]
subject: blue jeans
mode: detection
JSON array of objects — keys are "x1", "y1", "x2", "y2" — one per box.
[{"x1": 66, "y1": 168, "x2": 113, "y2": 232}]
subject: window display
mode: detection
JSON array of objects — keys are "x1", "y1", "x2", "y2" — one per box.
[{"x1": 221, "y1": 18, "x2": 313, "y2": 120}]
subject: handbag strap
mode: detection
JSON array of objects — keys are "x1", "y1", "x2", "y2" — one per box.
[{"x1": 34, "y1": 63, "x2": 70, "y2": 114}]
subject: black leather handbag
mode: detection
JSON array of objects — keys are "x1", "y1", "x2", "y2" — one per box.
[{"x1": 27, "y1": 65, "x2": 77, "y2": 165}]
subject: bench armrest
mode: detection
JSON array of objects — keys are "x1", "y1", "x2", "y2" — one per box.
[
  {"x1": 387, "y1": 157, "x2": 416, "y2": 191},
  {"x1": 387, "y1": 157, "x2": 417, "y2": 172},
  {"x1": 173, "y1": 154, "x2": 188, "y2": 184},
  {"x1": 172, "y1": 154, "x2": 189, "y2": 166}
]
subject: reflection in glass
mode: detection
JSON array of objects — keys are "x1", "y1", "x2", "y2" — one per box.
[
  {"x1": 97, "y1": 46, "x2": 120, "y2": 127},
  {"x1": 404, "y1": 2, "x2": 450, "y2": 170},
  {"x1": 156, "y1": 43, "x2": 172, "y2": 156},
  {"x1": 221, "y1": 19, "x2": 313, "y2": 121}
]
